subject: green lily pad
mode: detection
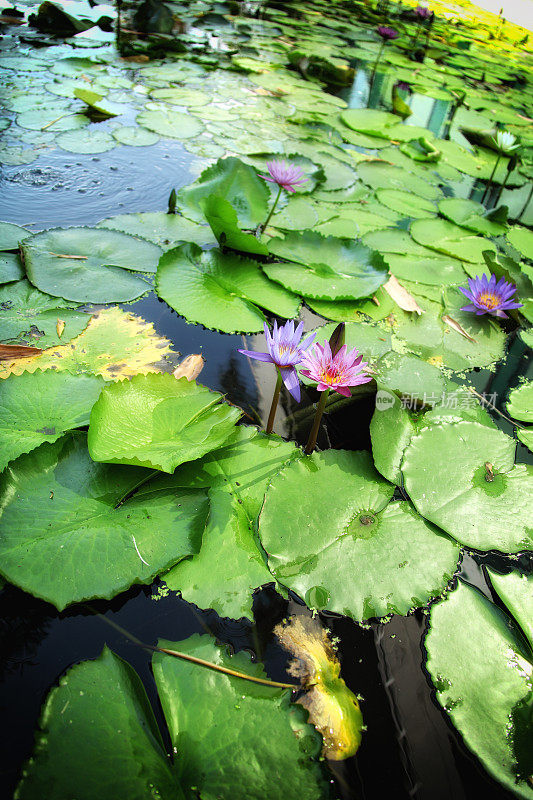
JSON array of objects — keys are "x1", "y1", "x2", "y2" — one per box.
[
  {"x1": 111, "y1": 126, "x2": 160, "y2": 146},
  {"x1": 201, "y1": 195, "x2": 269, "y2": 255},
  {"x1": 0, "y1": 146, "x2": 39, "y2": 166},
  {"x1": 438, "y1": 198, "x2": 509, "y2": 236},
  {"x1": 15, "y1": 647, "x2": 184, "y2": 800},
  {"x1": 357, "y1": 162, "x2": 441, "y2": 200},
  {"x1": 0, "y1": 432, "x2": 209, "y2": 609},
  {"x1": 259, "y1": 450, "x2": 459, "y2": 621},
  {"x1": 165, "y1": 428, "x2": 300, "y2": 619},
  {"x1": 88, "y1": 373, "x2": 240, "y2": 474},
  {"x1": 152, "y1": 635, "x2": 328, "y2": 799},
  {"x1": 73, "y1": 87, "x2": 122, "y2": 118},
  {"x1": 0, "y1": 253, "x2": 24, "y2": 284},
  {"x1": 56, "y1": 128, "x2": 116, "y2": 154},
  {"x1": 402, "y1": 420, "x2": 533, "y2": 552},
  {"x1": 22, "y1": 227, "x2": 160, "y2": 303},
  {"x1": 0, "y1": 221, "x2": 30, "y2": 251},
  {"x1": 340, "y1": 108, "x2": 400, "y2": 138},
  {"x1": 507, "y1": 226, "x2": 533, "y2": 261},
  {"x1": 370, "y1": 390, "x2": 419, "y2": 484},
  {"x1": 410, "y1": 218, "x2": 497, "y2": 263},
  {"x1": 507, "y1": 381, "x2": 533, "y2": 424},
  {"x1": 270, "y1": 197, "x2": 319, "y2": 231},
  {"x1": 306, "y1": 289, "x2": 395, "y2": 323},
  {"x1": 150, "y1": 88, "x2": 211, "y2": 106},
  {"x1": 97, "y1": 212, "x2": 216, "y2": 248},
  {"x1": 136, "y1": 109, "x2": 205, "y2": 139},
  {"x1": 177, "y1": 156, "x2": 269, "y2": 227},
  {"x1": 266, "y1": 232, "x2": 388, "y2": 300},
  {"x1": 488, "y1": 569, "x2": 533, "y2": 649},
  {"x1": 156, "y1": 243, "x2": 299, "y2": 333},
  {"x1": 0, "y1": 280, "x2": 89, "y2": 347},
  {"x1": 426, "y1": 580, "x2": 533, "y2": 799},
  {"x1": 16, "y1": 109, "x2": 90, "y2": 132},
  {"x1": 376, "y1": 189, "x2": 437, "y2": 219},
  {"x1": 0, "y1": 370, "x2": 104, "y2": 470}
]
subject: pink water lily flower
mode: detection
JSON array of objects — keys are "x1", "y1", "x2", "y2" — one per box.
[
  {"x1": 239, "y1": 319, "x2": 315, "y2": 402},
  {"x1": 260, "y1": 160, "x2": 309, "y2": 193},
  {"x1": 300, "y1": 341, "x2": 372, "y2": 397}
]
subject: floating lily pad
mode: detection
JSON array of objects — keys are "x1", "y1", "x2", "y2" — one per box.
[
  {"x1": 357, "y1": 162, "x2": 441, "y2": 200},
  {"x1": 266, "y1": 232, "x2": 388, "y2": 300},
  {"x1": 136, "y1": 109, "x2": 204, "y2": 139},
  {"x1": 0, "y1": 253, "x2": 24, "y2": 284},
  {"x1": 410, "y1": 218, "x2": 496, "y2": 263},
  {"x1": 0, "y1": 370, "x2": 104, "y2": 470},
  {"x1": 165, "y1": 428, "x2": 300, "y2": 619},
  {"x1": 0, "y1": 432, "x2": 209, "y2": 608},
  {"x1": 150, "y1": 88, "x2": 211, "y2": 106},
  {"x1": 97, "y1": 212, "x2": 216, "y2": 248},
  {"x1": 0, "y1": 146, "x2": 39, "y2": 166},
  {"x1": 507, "y1": 226, "x2": 533, "y2": 261},
  {"x1": 0, "y1": 221, "x2": 30, "y2": 251},
  {"x1": 15, "y1": 647, "x2": 184, "y2": 800},
  {"x1": 0, "y1": 280, "x2": 89, "y2": 347},
  {"x1": 152, "y1": 635, "x2": 328, "y2": 799},
  {"x1": 376, "y1": 189, "x2": 437, "y2": 219},
  {"x1": 201, "y1": 195, "x2": 269, "y2": 255},
  {"x1": 259, "y1": 450, "x2": 459, "y2": 621},
  {"x1": 438, "y1": 198, "x2": 508, "y2": 236},
  {"x1": 402, "y1": 420, "x2": 533, "y2": 552},
  {"x1": 426, "y1": 580, "x2": 533, "y2": 799},
  {"x1": 16, "y1": 109, "x2": 90, "y2": 132},
  {"x1": 0, "y1": 306, "x2": 176, "y2": 381},
  {"x1": 22, "y1": 227, "x2": 160, "y2": 303},
  {"x1": 56, "y1": 128, "x2": 116, "y2": 153},
  {"x1": 156, "y1": 243, "x2": 299, "y2": 333},
  {"x1": 488, "y1": 569, "x2": 533, "y2": 649},
  {"x1": 88, "y1": 373, "x2": 240, "y2": 473},
  {"x1": 109, "y1": 125, "x2": 158, "y2": 146},
  {"x1": 507, "y1": 381, "x2": 533, "y2": 424},
  {"x1": 177, "y1": 156, "x2": 269, "y2": 227}
]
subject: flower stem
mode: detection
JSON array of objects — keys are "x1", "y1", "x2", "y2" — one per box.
[
  {"x1": 482, "y1": 153, "x2": 501, "y2": 203},
  {"x1": 369, "y1": 40, "x2": 385, "y2": 90},
  {"x1": 304, "y1": 389, "x2": 330, "y2": 455},
  {"x1": 262, "y1": 185, "x2": 283, "y2": 232},
  {"x1": 266, "y1": 369, "x2": 283, "y2": 435}
]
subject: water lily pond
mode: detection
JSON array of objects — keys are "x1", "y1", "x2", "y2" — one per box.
[{"x1": 0, "y1": 0, "x2": 533, "y2": 797}]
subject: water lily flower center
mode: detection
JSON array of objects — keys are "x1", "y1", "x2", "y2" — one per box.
[{"x1": 478, "y1": 292, "x2": 499, "y2": 310}]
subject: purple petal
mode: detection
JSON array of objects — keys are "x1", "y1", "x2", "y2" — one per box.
[
  {"x1": 238, "y1": 349, "x2": 274, "y2": 363},
  {"x1": 280, "y1": 366, "x2": 301, "y2": 402}
]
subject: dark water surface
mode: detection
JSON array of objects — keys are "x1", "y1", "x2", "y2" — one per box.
[{"x1": 0, "y1": 2, "x2": 532, "y2": 799}]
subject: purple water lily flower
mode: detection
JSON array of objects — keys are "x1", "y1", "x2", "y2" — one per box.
[
  {"x1": 377, "y1": 26, "x2": 399, "y2": 40},
  {"x1": 459, "y1": 273, "x2": 523, "y2": 318},
  {"x1": 300, "y1": 341, "x2": 372, "y2": 398},
  {"x1": 260, "y1": 160, "x2": 309, "y2": 194},
  {"x1": 395, "y1": 80, "x2": 412, "y2": 92},
  {"x1": 415, "y1": 5, "x2": 431, "y2": 19},
  {"x1": 239, "y1": 319, "x2": 315, "y2": 402}
]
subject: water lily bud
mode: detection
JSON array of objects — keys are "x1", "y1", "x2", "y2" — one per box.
[
  {"x1": 328, "y1": 323, "x2": 345, "y2": 357},
  {"x1": 167, "y1": 188, "x2": 177, "y2": 215}
]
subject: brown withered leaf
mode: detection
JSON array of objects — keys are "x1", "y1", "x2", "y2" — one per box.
[
  {"x1": 383, "y1": 275, "x2": 424, "y2": 315},
  {"x1": 173, "y1": 354, "x2": 205, "y2": 382},
  {"x1": 442, "y1": 314, "x2": 477, "y2": 343},
  {"x1": 56, "y1": 318, "x2": 66, "y2": 339},
  {"x1": 0, "y1": 344, "x2": 43, "y2": 361},
  {"x1": 274, "y1": 614, "x2": 364, "y2": 760}
]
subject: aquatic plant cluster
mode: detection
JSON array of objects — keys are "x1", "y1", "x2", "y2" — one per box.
[{"x1": 0, "y1": 0, "x2": 532, "y2": 797}]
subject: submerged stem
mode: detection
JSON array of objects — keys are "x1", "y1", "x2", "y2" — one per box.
[
  {"x1": 304, "y1": 389, "x2": 330, "y2": 455},
  {"x1": 262, "y1": 185, "x2": 283, "y2": 232},
  {"x1": 91, "y1": 611, "x2": 297, "y2": 690},
  {"x1": 369, "y1": 40, "x2": 385, "y2": 89},
  {"x1": 482, "y1": 153, "x2": 501, "y2": 203},
  {"x1": 266, "y1": 369, "x2": 283, "y2": 435}
]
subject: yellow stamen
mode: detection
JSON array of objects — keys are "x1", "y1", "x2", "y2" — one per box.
[{"x1": 478, "y1": 292, "x2": 499, "y2": 310}]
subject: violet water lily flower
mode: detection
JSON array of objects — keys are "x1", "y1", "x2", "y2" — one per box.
[
  {"x1": 377, "y1": 26, "x2": 399, "y2": 40},
  {"x1": 300, "y1": 341, "x2": 372, "y2": 397},
  {"x1": 239, "y1": 320, "x2": 315, "y2": 402},
  {"x1": 459, "y1": 274, "x2": 523, "y2": 318},
  {"x1": 415, "y1": 5, "x2": 431, "y2": 18},
  {"x1": 260, "y1": 160, "x2": 309, "y2": 194}
]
